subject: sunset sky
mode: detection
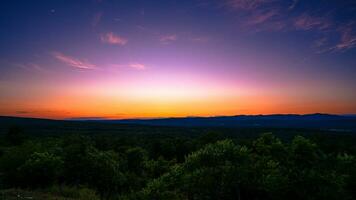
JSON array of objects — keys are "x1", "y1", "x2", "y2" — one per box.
[{"x1": 0, "y1": 0, "x2": 356, "y2": 119}]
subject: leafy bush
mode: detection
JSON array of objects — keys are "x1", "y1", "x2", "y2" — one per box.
[
  {"x1": 1, "y1": 132, "x2": 355, "y2": 199},
  {"x1": 19, "y1": 152, "x2": 63, "y2": 187}
]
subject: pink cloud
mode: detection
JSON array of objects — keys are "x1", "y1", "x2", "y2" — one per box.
[
  {"x1": 160, "y1": 34, "x2": 177, "y2": 43},
  {"x1": 129, "y1": 63, "x2": 146, "y2": 70},
  {"x1": 333, "y1": 25, "x2": 356, "y2": 51},
  {"x1": 294, "y1": 14, "x2": 330, "y2": 31},
  {"x1": 52, "y1": 52, "x2": 96, "y2": 69},
  {"x1": 101, "y1": 32, "x2": 128, "y2": 45}
]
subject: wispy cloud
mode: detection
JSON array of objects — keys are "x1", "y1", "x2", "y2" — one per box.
[
  {"x1": 246, "y1": 9, "x2": 279, "y2": 26},
  {"x1": 16, "y1": 111, "x2": 30, "y2": 114},
  {"x1": 129, "y1": 63, "x2": 146, "y2": 70},
  {"x1": 52, "y1": 52, "x2": 96, "y2": 69},
  {"x1": 288, "y1": 0, "x2": 299, "y2": 10},
  {"x1": 16, "y1": 62, "x2": 44, "y2": 71},
  {"x1": 191, "y1": 36, "x2": 209, "y2": 43},
  {"x1": 92, "y1": 12, "x2": 102, "y2": 27},
  {"x1": 208, "y1": 0, "x2": 356, "y2": 53},
  {"x1": 224, "y1": 0, "x2": 271, "y2": 11},
  {"x1": 219, "y1": 0, "x2": 286, "y2": 32},
  {"x1": 100, "y1": 32, "x2": 128, "y2": 45},
  {"x1": 107, "y1": 63, "x2": 146, "y2": 71},
  {"x1": 293, "y1": 14, "x2": 331, "y2": 31},
  {"x1": 333, "y1": 24, "x2": 356, "y2": 51},
  {"x1": 160, "y1": 34, "x2": 177, "y2": 43}
]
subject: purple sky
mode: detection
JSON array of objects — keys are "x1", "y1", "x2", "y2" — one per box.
[{"x1": 0, "y1": 0, "x2": 355, "y2": 119}]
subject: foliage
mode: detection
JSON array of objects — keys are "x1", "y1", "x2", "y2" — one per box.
[
  {"x1": 0, "y1": 131, "x2": 355, "y2": 200},
  {"x1": 19, "y1": 151, "x2": 63, "y2": 187}
]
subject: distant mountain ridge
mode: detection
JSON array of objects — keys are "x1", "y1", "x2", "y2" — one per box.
[
  {"x1": 85, "y1": 113, "x2": 356, "y2": 131},
  {"x1": 1, "y1": 114, "x2": 356, "y2": 132}
]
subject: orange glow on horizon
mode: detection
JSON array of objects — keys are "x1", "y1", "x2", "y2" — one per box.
[
  {"x1": 1, "y1": 63, "x2": 355, "y2": 119},
  {"x1": 1, "y1": 91, "x2": 355, "y2": 120}
]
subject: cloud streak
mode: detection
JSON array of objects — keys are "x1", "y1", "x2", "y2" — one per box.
[
  {"x1": 16, "y1": 62, "x2": 44, "y2": 71},
  {"x1": 160, "y1": 34, "x2": 177, "y2": 43},
  {"x1": 288, "y1": 0, "x2": 299, "y2": 10},
  {"x1": 224, "y1": 0, "x2": 271, "y2": 11},
  {"x1": 52, "y1": 52, "x2": 96, "y2": 69},
  {"x1": 246, "y1": 9, "x2": 279, "y2": 26},
  {"x1": 129, "y1": 63, "x2": 146, "y2": 70},
  {"x1": 191, "y1": 36, "x2": 209, "y2": 43},
  {"x1": 332, "y1": 24, "x2": 356, "y2": 51},
  {"x1": 215, "y1": 0, "x2": 356, "y2": 53},
  {"x1": 101, "y1": 32, "x2": 128, "y2": 45},
  {"x1": 293, "y1": 14, "x2": 331, "y2": 31}
]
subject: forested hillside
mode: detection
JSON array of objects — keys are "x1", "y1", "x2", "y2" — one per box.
[{"x1": 0, "y1": 121, "x2": 355, "y2": 199}]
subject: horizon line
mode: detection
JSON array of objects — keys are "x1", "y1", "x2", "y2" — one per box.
[{"x1": 1, "y1": 113, "x2": 356, "y2": 121}]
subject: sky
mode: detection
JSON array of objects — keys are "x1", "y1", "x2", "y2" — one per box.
[{"x1": 0, "y1": 0, "x2": 356, "y2": 119}]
